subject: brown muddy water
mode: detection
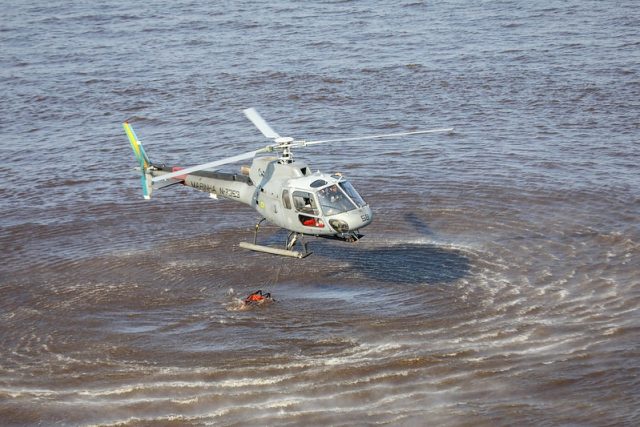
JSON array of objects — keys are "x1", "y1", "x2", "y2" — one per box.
[{"x1": 1, "y1": 0, "x2": 639, "y2": 425}]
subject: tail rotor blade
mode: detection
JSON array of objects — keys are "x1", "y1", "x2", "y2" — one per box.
[{"x1": 243, "y1": 108, "x2": 281, "y2": 139}]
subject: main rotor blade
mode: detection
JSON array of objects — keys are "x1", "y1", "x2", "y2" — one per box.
[
  {"x1": 303, "y1": 128, "x2": 454, "y2": 146},
  {"x1": 151, "y1": 149, "x2": 263, "y2": 183},
  {"x1": 243, "y1": 108, "x2": 281, "y2": 139}
]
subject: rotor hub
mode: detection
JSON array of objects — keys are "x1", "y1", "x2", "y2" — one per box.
[
  {"x1": 275, "y1": 136, "x2": 294, "y2": 144},
  {"x1": 279, "y1": 144, "x2": 294, "y2": 163}
]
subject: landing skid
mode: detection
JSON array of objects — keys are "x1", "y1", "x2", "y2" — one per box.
[
  {"x1": 239, "y1": 242, "x2": 310, "y2": 258},
  {"x1": 239, "y1": 218, "x2": 312, "y2": 259}
]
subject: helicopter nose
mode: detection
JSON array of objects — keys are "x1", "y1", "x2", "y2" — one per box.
[
  {"x1": 328, "y1": 205, "x2": 373, "y2": 233},
  {"x1": 364, "y1": 205, "x2": 373, "y2": 225},
  {"x1": 355, "y1": 205, "x2": 373, "y2": 229}
]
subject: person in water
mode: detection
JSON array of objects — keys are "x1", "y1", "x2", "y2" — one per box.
[{"x1": 244, "y1": 290, "x2": 274, "y2": 304}]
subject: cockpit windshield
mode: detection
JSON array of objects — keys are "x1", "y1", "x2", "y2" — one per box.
[
  {"x1": 316, "y1": 184, "x2": 356, "y2": 216},
  {"x1": 316, "y1": 181, "x2": 367, "y2": 216},
  {"x1": 339, "y1": 181, "x2": 366, "y2": 208}
]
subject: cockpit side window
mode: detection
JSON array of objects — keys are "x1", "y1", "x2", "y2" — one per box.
[{"x1": 292, "y1": 191, "x2": 319, "y2": 215}]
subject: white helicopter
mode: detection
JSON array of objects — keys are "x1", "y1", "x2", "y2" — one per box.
[{"x1": 124, "y1": 108, "x2": 452, "y2": 258}]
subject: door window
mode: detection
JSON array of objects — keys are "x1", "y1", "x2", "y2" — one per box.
[{"x1": 292, "y1": 191, "x2": 319, "y2": 216}]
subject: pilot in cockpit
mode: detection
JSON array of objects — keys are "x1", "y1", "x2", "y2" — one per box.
[{"x1": 327, "y1": 184, "x2": 342, "y2": 203}]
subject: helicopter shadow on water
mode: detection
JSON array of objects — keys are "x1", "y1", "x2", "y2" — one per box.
[
  {"x1": 325, "y1": 212, "x2": 470, "y2": 285},
  {"x1": 312, "y1": 241, "x2": 471, "y2": 285}
]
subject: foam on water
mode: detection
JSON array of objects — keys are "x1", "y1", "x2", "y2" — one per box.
[{"x1": 2, "y1": 0, "x2": 639, "y2": 425}]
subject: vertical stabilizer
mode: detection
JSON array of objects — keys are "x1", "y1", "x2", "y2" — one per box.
[{"x1": 123, "y1": 122, "x2": 153, "y2": 199}]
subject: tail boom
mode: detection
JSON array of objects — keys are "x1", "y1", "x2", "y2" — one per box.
[{"x1": 123, "y1": 122, "x2": 254, "y2": 204}]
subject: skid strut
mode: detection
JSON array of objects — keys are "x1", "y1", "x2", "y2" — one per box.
[
  {"x1": 239, "y1": 218, "x2": 312, "y2": 258},
  {"x1": 252, "y1": 218, "x2": 267, "y2": 244},
  {"x1": 286, "y1": 232, "x2": 310, "y2": 255}
]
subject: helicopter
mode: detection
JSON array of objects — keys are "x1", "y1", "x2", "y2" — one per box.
[{"x1": 123, "y1": 108, "x2": 452, "y2": 258}]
